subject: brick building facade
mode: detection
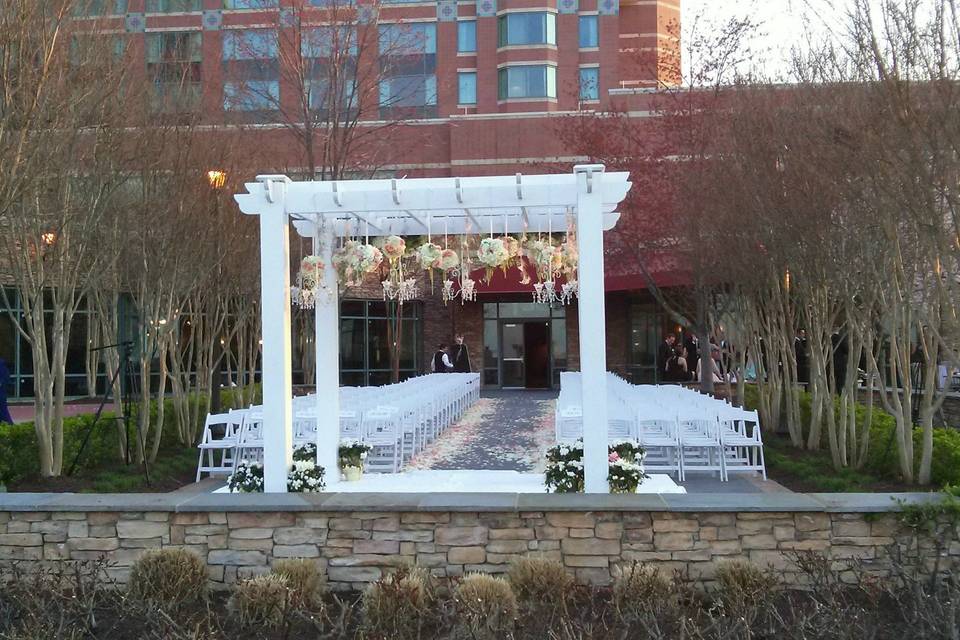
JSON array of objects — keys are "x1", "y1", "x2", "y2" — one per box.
[{"x1": 49, "y1": 0, "x2": 684, "y2": 394}]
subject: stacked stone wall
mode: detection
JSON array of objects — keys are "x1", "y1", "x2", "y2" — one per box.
[{"x1": 1, "y1": 495, "x2": 955, "y2": 590}]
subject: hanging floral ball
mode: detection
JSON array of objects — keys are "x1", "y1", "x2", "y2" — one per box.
[
  {"x1": 436, "y1": 248, "x2": 460, "y2": 271},
  {"x1": 382, "y1": 235, "x2": 406, "y2": 261},
  {"x1": 299, "y1": 255, "x2": 324, "y2": 289},
  {"x1": 356, "y1": 243, "x2": 383, "y2": 273},
  {"x1": 416, "y1": 242, "x2": 443, "y2": 270},
  {"x1": 478, "y1": 237, "x2": 509, "y2": 269},
  {"x1": 503, "y1": 236, "x2": 521, "y2": 259}
]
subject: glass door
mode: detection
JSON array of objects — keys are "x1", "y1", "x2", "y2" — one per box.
[{"x1": 500, "y1": 322, "x2": 525, "y2": 388}]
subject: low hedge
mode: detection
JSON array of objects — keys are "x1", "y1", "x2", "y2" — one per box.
[
  {"x1": 0, "y1": 386, "x2": 260, "y2": 486},
  {"x1": 744, "y1": 384, "x2": 960, "y2": 488}
]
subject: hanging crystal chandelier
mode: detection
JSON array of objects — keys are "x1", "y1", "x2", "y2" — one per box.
[
  {"x1": 533, "y1": 280, "x2": 558, "y2": 305},
  {"x1": 560, "y1": 279, "x2": 578, "y2": 305},
  {"x1": 382, "y1": 277, "x2": 420, "y2": 304}
]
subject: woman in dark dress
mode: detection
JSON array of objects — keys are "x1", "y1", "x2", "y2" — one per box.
[{"x1": 452, "y1": 334, "x2": 471, "y2": 373}]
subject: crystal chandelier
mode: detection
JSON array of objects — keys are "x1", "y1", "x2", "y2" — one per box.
[
  {"x1": 533, "y1": 280, "x2": 558, "y2": 305},
  {"x1": 560, "y1": 279, "x2": 578, "y2": 305},
  {"x1": 441, "y1": 272, "x2": 477, "y2": 305},
  {"x1": 382, "y1": 277, "x2": 419, "y2": 304}
]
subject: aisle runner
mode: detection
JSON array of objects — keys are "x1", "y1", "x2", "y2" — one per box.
[{"x1": 407, "y1": 395, "x2": 555, "y2": 472}]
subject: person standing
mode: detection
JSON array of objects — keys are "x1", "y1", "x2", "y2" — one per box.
[
  {"x1": 657, "y1": 333, "x2": 677, "y2": 382},
  {"x1": 431, "y1": 343, "x2": 453, "y2": 373},
  {"x1": 452, "y1": 334, "x2": 471, "y2": 373},
  {"x1": 0, "y1": 358, "x2": 13, "y2": 424}
]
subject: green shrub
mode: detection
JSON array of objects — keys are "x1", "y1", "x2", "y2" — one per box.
[
  {"x1": 127, "y1": 548, "x2": 208, "y2": 609},
  {"x1": 228, "y1": 574, "x2": 290, "y2": 628},
  {"x1": 507, "y1": 556, "x2": 575, "y2": 610},
  {"x1": 453, "y1": 573, "x2": 517, "y2": 639},
  {"x1": 272, "y1": 559, "x2": 326, "y2": 611},
  {"x1": 361, "y1": 566, "x2": 436, "y2": 639},
  {"x1": 612, "y1": 562, "x2": 673, "y2": 619},
  {"x1": 714, "y1": 561, "x2": 779, "y2": 612}
]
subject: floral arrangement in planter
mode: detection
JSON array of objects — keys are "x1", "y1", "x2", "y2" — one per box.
[
  {"x1": 543, "y1": 439, "x2": 647, "y2": 494},
  {"x1": 544, "y1": 441, "x2": 585, "y2": 493},
  {"x1": 227, "y1": 448, "x2": 326, "y2": 493},
  {"x1": 478, "y1": 237, "x2": 509, "y2": 283},
  {"x1": 338, "y1": 440, "x2": 371, "y2": 481},
  {"x1": 333, "y1": 241, "x2": 383, "y2": 287},
  {"x1": 607, "y1": 440, "x2": 647, "y2": 494},
  {"x1": 227, "y1": 460, "x2": 265, "y2": 493}
]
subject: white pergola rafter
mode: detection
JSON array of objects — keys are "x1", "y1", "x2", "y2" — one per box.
[{"x1": 234, "y1": 165, "x2": 632, "y2": 494}]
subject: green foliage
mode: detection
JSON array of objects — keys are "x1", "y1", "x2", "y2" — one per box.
[
  {"x1": 896, "y1": 486, "x2": 960, "y2": 534},
  {"x1": 128, "y1": 548, "x2": 208, "y2": 610},
  {"x1": 743, "y1": 384, "x2": 960, "y2": 489}
]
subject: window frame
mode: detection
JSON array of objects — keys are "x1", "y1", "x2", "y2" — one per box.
[
  {"x1": 457, "y1": 20, "x2": 477, "y2": 53},
  {"x1": 497, "y1": 12, "x2": 557, "y2": 47},
  {"x1": 458, "y1": 71, "x2": 477, "y2": 105},
  {"x1": 579, "y1": 66, "x2": 599, "y2": 101},
  {"x1": 578, "y1": 14, "x2": 599, "y2": 48},
  {"x1": 497, "y1": 64, "x2": 557, "y2": 100}
]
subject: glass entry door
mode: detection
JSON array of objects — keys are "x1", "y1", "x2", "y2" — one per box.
[
  {"x1": 500, "y1": 321, "x2": 551, "y2": 388},
  {"x1": 501, "y1": 323, "x2": 526, "y2": 388}
]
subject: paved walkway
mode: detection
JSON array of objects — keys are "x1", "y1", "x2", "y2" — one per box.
[{"x1": 406, "y1": 389, "x2": 790, "y2": 494}]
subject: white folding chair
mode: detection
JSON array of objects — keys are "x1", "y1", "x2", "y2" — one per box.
[{"x1": 195, "y1": 412, "x2": 238, "y2": 481}]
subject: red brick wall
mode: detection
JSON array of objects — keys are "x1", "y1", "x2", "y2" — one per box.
[{"x1": 565, "y1": 292, "x2": 629, "y2": 375}]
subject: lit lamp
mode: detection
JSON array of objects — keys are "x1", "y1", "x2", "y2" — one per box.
[
  {"x1": 41, "y1": 232, "x2": 56, "y2": 245},
  {"x1": 207, "y1": 170, "x2": 226, "y2": 189}
]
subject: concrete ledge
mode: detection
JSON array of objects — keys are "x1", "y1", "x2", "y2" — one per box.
[{"x1": 0, "y1": 491, "x2": 945, "y2": 513}]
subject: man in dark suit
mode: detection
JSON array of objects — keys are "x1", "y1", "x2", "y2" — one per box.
[{"x1": 657, "y1": 333, "x2": 677, "y2": 382}]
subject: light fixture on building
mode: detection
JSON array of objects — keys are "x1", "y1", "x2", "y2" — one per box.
[
  {"x1": 207, "y1": 170, "x2": 227, "y2": 189},
  {"x1": 40, "y1": 232, "x2": 56, "y2": 246}
]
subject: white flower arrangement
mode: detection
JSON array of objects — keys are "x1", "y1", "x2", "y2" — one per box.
[
  {"x1": 478, "y1": 237, "x2": 509, "y2": 283},
  {"x1": 543, "y1": 439, "x2": 647, "y2": 493},
  {"x1": 435, "y1": 248, "x2": 460, "y2": 271},
  {"x1": 416, "y1": 242, "x2": 443, "y2": 270},
  {"x1": 227, "y1": 454, "x2": 326, "y2": 493},
  {"x1": 333, "y1": 241, "x2": 383, "y2": 287},
  {"x1": 298, "y1": 255, "x2": 324, "y2": 289},
  {"x1": 382, "y1": 235, "x2": 406, "y2": 263}
]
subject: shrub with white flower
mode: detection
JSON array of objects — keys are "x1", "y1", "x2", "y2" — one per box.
[
  {"x1": 338, "y1": 440, "x2": 371, "y2": 470},
  {"x1": 543, "y1": 439, "x2": 647, "y2": 494},
  {"x1": 544, "y1": 440, "x2": 585, "y2": 493},
  {"x1": 287, "y1": 460, "x2": 326, "y2": 493},
  {"x1": 227, "y1": 448, "x2": 326, "y2": 493},
  {"x1": 607, "y1": 440, "x2": 647, "y2": 494},
  {"x1": 227, "y1": 460, "x2": 264, "y2": 493}
]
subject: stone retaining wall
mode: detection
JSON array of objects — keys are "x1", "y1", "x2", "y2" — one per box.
[{"x1": 0, "y1": 493, "x2": 954, "y2": 590}]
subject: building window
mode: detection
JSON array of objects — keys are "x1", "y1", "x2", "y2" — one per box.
[
  {"x1": 340, "y1": 301, "x2": 422, "y2": 386},
  {"x1": 579, "y1": 67, "x2": 599, "y2": 100},
  {"x1": 145, "y1": 0, "x2": 202, "y2": 12},
  {"x1": 145, "y1": 31, "x2": 202, "y2": 113},
  {"x1": 222, "y1": 29, "x2": 280, "y2": 119},
  {"x1": 379, "y1": 23, "x2": 437, "y2": 118},
  {"x1": 457, "y1": 21, "x2": 476, "y2": 53},
  {"x1": 222, "y1": 29, "x2": 279, "y2": 60},
  {"x1": 302, "y1": 27, "x2": 358, "y2": 113},
  {"x1": 497, "y1": 12, "x2": 556, "y2": 47},
  {"x1": 497, "y1": 65, "x2": 556, "y2": 100},
  {"x1": 223, "y1": 0, "x2": 279, "y2": 7},
  {"x1": 72, "y1": 0, "x2": 128, "y2": 16},
  {"x1": 458, "y1": 71, "x2": 477, "y2": 104},
  {"x1": 579, "y1": 15, "x2": 598, "y2": 48}
]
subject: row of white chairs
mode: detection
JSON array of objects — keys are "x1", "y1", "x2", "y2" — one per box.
[
  {"x1": 555, "y1": 372, "x2": 765, "y2": 481},
  {"x1": 196, "y1": 373, "x2": 481, "y2": 481}
]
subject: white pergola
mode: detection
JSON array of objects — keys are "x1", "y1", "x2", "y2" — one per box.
[{"x1": 234, "y1": 165, "x2": 632, "y2": 493}]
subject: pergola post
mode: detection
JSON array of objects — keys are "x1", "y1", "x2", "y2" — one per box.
[
  {"x1": 575, "y1": 165, "x2": 610, "y2": 494},
  {"x1": 315, "y1": 225, "x2": 340, "y2": 487},
  {"x1": 257, "y1": 176, "x2": 294, "y2": 493}
]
